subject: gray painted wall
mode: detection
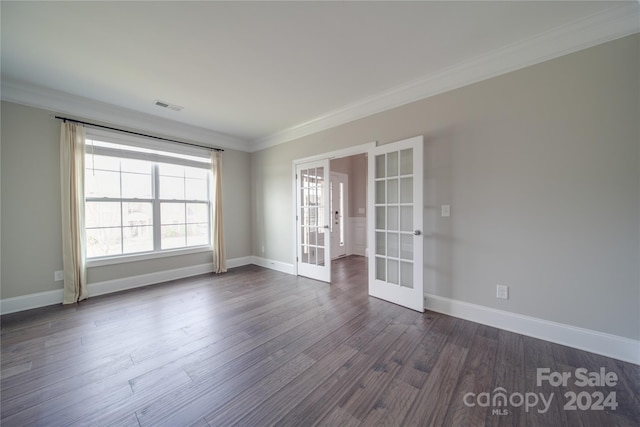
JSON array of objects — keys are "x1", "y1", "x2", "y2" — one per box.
[
  {"x1": 250, "y1": 34, "x2": 640, "y2": 340},
  {"x1": 1, "y1": 101, "x2": 252, "y2": 298}
]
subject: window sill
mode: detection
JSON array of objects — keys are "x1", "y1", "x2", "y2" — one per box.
[{"x1": 86, "y1": 246, "x2": 212, "y2": 268}]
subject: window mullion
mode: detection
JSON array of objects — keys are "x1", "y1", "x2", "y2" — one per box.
[
  {"x1": 119, "y1": 162, "x2": 124, "y2": 254},
  {"x1": 153, "y1": 163, "x2": 161, "y2": 251},
  {"x1": 208, "y1": 172, "x2": 212, "y2": 247}
]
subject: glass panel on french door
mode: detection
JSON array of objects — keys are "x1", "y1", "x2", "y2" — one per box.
[
  {"x1": 300, "y1": 165, "x2": 326, "y2": 267},
  {"x1": 373, "y1": 147, "x2": 416, "y2": 290}
]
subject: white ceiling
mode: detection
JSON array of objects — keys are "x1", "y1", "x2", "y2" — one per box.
[{"x1": 1, "y1": 1, "x2": 638, "y2": 151}]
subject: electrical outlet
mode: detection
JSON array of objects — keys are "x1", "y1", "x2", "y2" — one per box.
[
  {"x1": 54, "y1": 270, "x2": 64, "y2": 282},
  {"x1": 496, "y1": 285, "x2": 509, "y2": 300}
]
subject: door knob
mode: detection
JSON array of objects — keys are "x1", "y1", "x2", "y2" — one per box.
[{"x1": 414, "y1": 230, "x2": 422, "y2": 236}]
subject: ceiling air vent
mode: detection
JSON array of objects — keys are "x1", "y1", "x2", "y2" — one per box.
[{"x1": 154, "y1": 100, "x2": 184, "y2": 111}]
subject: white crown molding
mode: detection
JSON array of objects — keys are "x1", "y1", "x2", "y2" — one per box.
[
  {"x1": 0, "y1": 79, "x2": 253, "y2": 152},
  {"x1": 252, "y1": 2, "x2": 640, "y2": 151}
]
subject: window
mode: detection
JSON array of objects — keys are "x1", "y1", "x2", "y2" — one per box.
[{"x1": 84, "y1": 131, "x2": 211, "y2": 260}]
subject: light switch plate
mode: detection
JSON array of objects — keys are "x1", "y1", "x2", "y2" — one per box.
[{"x1": 441, "y1": 205, "x2": 451, "y2": 217}]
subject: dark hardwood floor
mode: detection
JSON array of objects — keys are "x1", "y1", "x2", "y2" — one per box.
[{"x1": 1, "y1": 256, "x2": 639, "y2": 426}]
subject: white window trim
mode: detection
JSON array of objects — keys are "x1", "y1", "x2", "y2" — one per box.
[
  {"x1": 84, "y1": 128, "x2": 213, "y2": 265},
  {"x1": 86, "y1": 245, "x2": 212, "y2": 268},
  {"x1": 86, "y1": 128, "x2": 211, "y2": 159}
]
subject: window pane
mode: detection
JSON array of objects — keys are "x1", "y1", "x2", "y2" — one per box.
[
  {"x1": 123, "y1": 202, "x2": 152, "y2": 227},
  {"x1": 376, "y1": 232, "x2": 385, "y2": 255},
  {"x1": 376, "y1": 207, "x2": 385, "y2": 230},
  {"x1": 375, "y1": 155, "x2": 385, "y2": 179},
  {"x1": 161, "y1": 203, "x2": 185, "y2": 225},
  {"x1": 387, "y1": 179, "x2": 398, "y2": 204},
  {"x1": 122, "y1": 172, "x2": 152, "y2": 199},
  {"x1": 159, "y1": 163, "x2": 184, "y2": 177},
  {"x1": 400, "y1": 177, "x2": 413, "y2": 204},
  {"x1": 387, "y1": 232, "x2": 399, "y2": 258},
  {"x1": 161, "y1": 224, "x2": 186, "y2": 249},
  {"x1": 86, "y1": 170, "x2": 120, "y2": 198},
  {"x1": 86, "y1": 227, "x2": 121, "y2": 257},
  {"x1": 185, "y1": 178, "x2": 208, "y2": 201},
  {"x1": 400, "y1": 206, "x2": 413, "y2": 232},
  {"x1": 159, "y1": 176, "x2": 185, "y2": 199},
  {"x1": 87, "y1": 154, "x2": 120, "y2": 171},
  {"x1": 121, "y1": 158, "x2": 152, "y2": 174},
  {"x1": 308, "y1": 207, "x2": 318, "y2": 226},
  {"x1": 400, "y1": 149, "x2": 413, "y2": 175},
  {"x1": 388, "y1": 206, "x2": 398, "y2": 231},
  {"x1": 376, "y1": 256, "x2": 385, "y2": 281},
  {"x1": 375, "y1": 181, "x2": 385, "y2": 204},
  {"x1": 401, "y1": 234, "x2": 413, "y2": 260},
  {"x1": 123, "y1": 226, "x2": 153, "y2": 254},
  {"x1": 186, "y1": 203, "x2": 208, "y2": 223},
  {"x1": 187, "y1": 224, "x2": 209, "y2": 246},
  {"x1": 400, "y1": 261, "x2": 413, "y2": 288},
  {"x1": 388, "y1": 259, "x2": 399, "y2": 285},
  {"x1": 387, "y1": 151, "x2": 398, "y2": 177},
  {"x1": 185, "y1": 166, "x2": 208, "y2": 179},
  {"x1": 85, "y1": 202, "x2": 121, "y2": 228}
]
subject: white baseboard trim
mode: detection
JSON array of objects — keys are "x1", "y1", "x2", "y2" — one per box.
[
  {"x1": 0, "y1": 257, "x2": 255, "y2": 315},
  {"x1": 251, "y1": 256, "x2": 295, "y2": 275},
  {"x1": 88, "y1": 263, "x2": 215, "y2": 298},
  {"x1": 425, "y1": 293, "x2": 640, "y2": 365},
  {"x1": 0, "y1": 289, "x2": 65, "y2": 315},
  {"x1": 226, "y1": 256, "x2": 254, "y2": 269}
]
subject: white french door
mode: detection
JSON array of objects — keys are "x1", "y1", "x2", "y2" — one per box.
[
  {"x1": 368, "y1": 136, "x2": 424, "y2": 312},
  {"x1": 296, "y1": 159, "x2": 331, "y2": 282}
]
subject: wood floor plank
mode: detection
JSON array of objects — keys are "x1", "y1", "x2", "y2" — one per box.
[
  {"x1": 274, "y1": 311, "x2": 416, "y2": 426},
  {"x1": 359, "y1": 379, "x2": 420, "y2": 426},
  {"x1": 441, "y1": 333, "x2": 498, "y2": 426},
  {"x1": 401, "y1": 341, "x2": 470, "y2": 426},
  {"x1": 135, "y1": 297, "x2": 369, "y2": 426},
  {"x1": 235, "y1": 343, "x2": 359, "y2": 426},
  {"x1": 320, "y1": 322, "x2": 429, "y2": 423},
  {"x1": 1, "y1": 257, "x2": 639, "y2": 427},
  {"x1": 485, "y1": 329, "x2": 527, "y2": 427}
]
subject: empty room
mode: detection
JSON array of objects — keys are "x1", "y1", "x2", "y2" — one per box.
[{"x1": 1, "y1": 1, "x2": 639, "y2": 426}]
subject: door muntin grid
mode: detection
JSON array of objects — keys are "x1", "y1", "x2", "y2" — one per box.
[
  {"x1": 374, "y1": 148, "x2": 414, "y2": 288},
  {"x1": 299, "y1": 166, "x2": 326, "y2": 267}
]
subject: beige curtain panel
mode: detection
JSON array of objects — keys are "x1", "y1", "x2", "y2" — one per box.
[
  {"x1": 60, "y1": 122, "x2": 89, "y2": 304},
  {"x1": 211, "y1": 150, "x2": 227, "y2": 273}
]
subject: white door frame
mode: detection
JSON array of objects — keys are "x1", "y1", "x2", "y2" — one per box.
[{"x1": 292, "y1": 142, "x2": 376, "y2": 277}]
